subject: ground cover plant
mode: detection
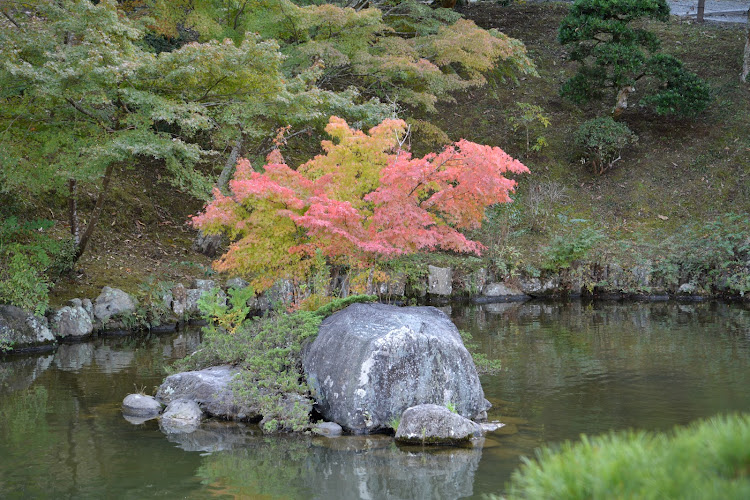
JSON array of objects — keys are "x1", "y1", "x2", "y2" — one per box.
[{"x1": 172, "y1": 293, "x2": 376, "y2": 431}]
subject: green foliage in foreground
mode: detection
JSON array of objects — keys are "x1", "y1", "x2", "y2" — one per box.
[
  {"x1": 0, "y1": 217, "x2": 74, "y2": 315},
  {"x1": 172, "y1": 294, "x2": 377, "y2": 432},
  {"x1": 500, "y1": 413, "x2": 750, "y2": 499}
]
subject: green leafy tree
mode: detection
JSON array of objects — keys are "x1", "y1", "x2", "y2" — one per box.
[
  {"x1": 0, "y1": 0, "x2": 388, "y2": 260},
  {"x1": 141, "y1": 0, "x2": 536, "y2": 112},
  {"x1": 558, "y1": 0, "x2": 710, "y2": 117},
  {"x1": 506, "y1": 102, "x2": 550, "y2": 155}
]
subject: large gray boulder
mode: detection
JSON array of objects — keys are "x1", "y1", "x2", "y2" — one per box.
[
  {"x1": 303, "y1": 303, "x2": 490, "y2": 434},
  {"x1": 0, "y1": 305, "x2": 56, "y2": 352},
  {"x1": 155, "y1": 365, "x2": 260, "y2": 420},
  {"x1": 51, "y1": 305, "x2": 93, "y2": 339},
  {"x1": 519, "y1": 276, "x2": 560, "y2": 297},
  {"x1": 483, "y1": 282, "x2": 527, "y2": 298},
  {"x1": 93, "y1": 287, "x2": 136, "y2": 323},
  {"x1": 395, "y1": 404, "x2": 482, "y2": 445},
  {"x1": 183, "y1": 280, "x2": 225, "y2": 315}
]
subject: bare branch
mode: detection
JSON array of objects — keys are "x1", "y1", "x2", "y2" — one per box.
[
  {"x1": 1, "y1": 10, "x2": 21, "y2": 29},
  {"x1": 65, "y1": 98, "x2": 115, "y2": 133}
]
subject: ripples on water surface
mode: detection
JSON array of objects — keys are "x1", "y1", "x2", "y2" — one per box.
[{"x1": 1, "y1": 301, "x2": 748, "y2": 498}]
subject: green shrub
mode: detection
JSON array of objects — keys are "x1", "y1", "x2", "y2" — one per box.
[
  {"x1": 574, "y1": 117, "x2": 638, "y2": 175},
  {"x1": 502, "y1": 413, "x2": 750, "y2": 499},
  {"x1": 134, "y1": 276, "x2": 175, "y2": 329},
  {"x1": 653, "y1": 213, "x2": 750, "y2": 295},
  {"x1": 0, "y1": 217, "x2": 75, "y2": 315},
  {"x1": 173, "y1": 294, "x2": 377, "y2": 432},
  {"x1": 198, "y1": 285, "x2": 255, "y2": 334},
  {"x1": 541, "y1": 226, "x2": 604, "y2": 272},
  {"x1": 641, "y1": 54, "x2": 712, "y2": 117},
  {"x1": 506, "y1": 102, "x2": 550, "y2": 155},
  {"x1": 0, "y1": 331, "x2": 14, "y2": 353}
]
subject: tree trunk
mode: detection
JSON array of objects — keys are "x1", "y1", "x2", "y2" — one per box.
[
  {"x1": 73, "y1": 163, "x2": 115, "y2": 261},
  {"x1": 742, "y1": 8, "x2": 750, "y2": 83},
  {"x1": 612, "y1": 85, "x2": 634, "y2": 119},
  {"x1": 68, "y1": 178, "x2": 79, "y2": 245},
  {"x1": 697, "y1": 0, "x2": 705, "y2": 22},
  {"x1": 217, "y1": 135, "x2": 243, "y2": 194},
  {"x1": 193, "y1": 135, "x2": 244, "y2": 257},
  {"x1": 346, "y1": 0, "x2": 370, "y2": 11}
]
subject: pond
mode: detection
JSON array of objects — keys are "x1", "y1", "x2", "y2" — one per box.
[{"x1": 1, "y1": 300, "x2": 749, "y2": 499}]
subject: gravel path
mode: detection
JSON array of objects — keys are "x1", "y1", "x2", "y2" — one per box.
[{"x1": 669, "y1": 1, "x2": 748, "y2": 23}]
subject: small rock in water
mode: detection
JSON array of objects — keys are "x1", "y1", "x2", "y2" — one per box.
[
  {"x1": 94, "y1": 287, "x2": 136, "y2": 323},
  {"x1": 313, "y1": 422, "x2": 343, "y2": 437},
  {"x1": 480, "y1": 421, "x2": 506, "y2": 433},
  {"x1": 395, "y1": 404, "x2": 482, "y2": 445},
  {"x1": 160, "y1": 398, "x2": 203, "y2": 434},
  {"x1": 122, "y1": 393, "x2": 162, "y2": 419}
]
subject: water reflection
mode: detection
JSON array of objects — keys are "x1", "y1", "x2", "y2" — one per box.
[
  {"x1": 0, "y1": 301, "x2": 748, "y2": 499},
  {"x1": 194, "y1": 433, "x2": 484, "y2": 500}
]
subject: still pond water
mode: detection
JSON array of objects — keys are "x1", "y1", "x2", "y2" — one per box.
[{"x1": 1, "y1": 300, "x2": 749, "y2": 499}]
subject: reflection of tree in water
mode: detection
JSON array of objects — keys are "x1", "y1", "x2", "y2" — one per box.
[
  {"x1": 0, "y1": 330, "x2": 206, "y2": 498},
  {"x1": 196, "y1": 434, "x2": 484, "y2": 500},
  {"x1": 453, "y1": 301, "x2": 750, "y2": 440},
  {"x1": 0, "y1": 386, "x2": 49, "y2": 445}
]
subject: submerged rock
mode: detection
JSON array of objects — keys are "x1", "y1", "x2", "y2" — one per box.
[
  {"x1": 310, "y1": 434, "x2": 484, "y2": 499},
  {"x1": 0, "y1": 305, "x2": 56, "y2": 352},
  {"x1": 395, "y1": 404, "x2": 482, "y2": 445},
  {"x1": 160, "y1": 398, "x2": 203, "y2": 434},
  {"x1": 122, "y1": 393, "x2": 163, "y2": 418},
  {"x1": 303, "y1": 303, "x2": 490, "y2": 434},
  {"x1": 313, "y1": 421, "x2": 344, "y2": 437},
  {"x1": 156, "y1": 365, "x2": 260, "y2": 420},
  {"x1": 162, "y1": 421, "x2": 256, "y2": 453}
]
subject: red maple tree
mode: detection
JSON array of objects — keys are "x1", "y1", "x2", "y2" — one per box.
[{"x1": 193, "y1": 117, "x2": 528, "y2": 290}]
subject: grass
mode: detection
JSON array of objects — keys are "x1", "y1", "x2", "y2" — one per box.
[{"x1": 421, "y1": 3, "x2": 750, "y2": 271}]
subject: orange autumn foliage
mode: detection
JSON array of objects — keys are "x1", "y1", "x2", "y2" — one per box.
[{"x1": 192, "y1": 117, "x2": 528, "y2": 290}]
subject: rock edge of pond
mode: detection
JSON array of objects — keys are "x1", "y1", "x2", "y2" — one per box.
[{"x1": 4, "y1": 258, "x2": 746, "y2": 354}]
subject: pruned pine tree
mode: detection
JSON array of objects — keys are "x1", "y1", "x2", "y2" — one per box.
[{"x1": 558, "y1": 0, "x2": 710, "y2": 117}]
